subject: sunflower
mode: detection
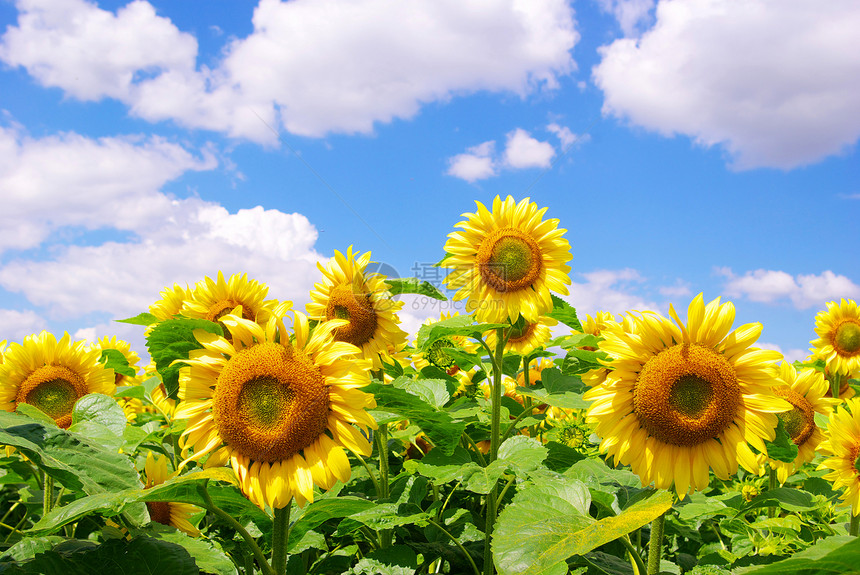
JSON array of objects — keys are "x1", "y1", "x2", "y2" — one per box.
[
  {"x1": 306, "y1": 246, "x2": 408, "y2": 369},
  {"x1": 443, "y1": 196, "x2": 572, "y2": 324},
  {"x1": 579, "y1": 313, "x2": 635, "y2": 389},
  {"x1": 150, "y1": 382, "x2": 176, "y2": 419},
  {"x1": 583, "y1": 294, "x2": 790, "y2": 497},
  {"x1": 183, "y1": 272, "x2": 291, "y2": 327},
  {"x1": 818, "y1": 398, "x2": 860, "y2": 516},
  {"x1": 175, "y1": 310, "x2": 376, "y2": 510},
  {"x1": 413, "y1": 312, "x2": 478, "y2": 376},
  {"x1": 143, "y1": 451, "x2": 201, "y2": 536},
  {"x1": 810, "y1": 299, "x2": 860, "y2": 376},
  {"x1": 92, "y1": 336, "x2": 142, "y2": 386},
  {"x1": 0, "y1": 332, "x2": 115, "y2": 428},
  {"x1": 485, "y1": 315, "x2": 557, "y2": 356},
  {"x1": 767, "y1": 362, "x2": 839, "y2": 483},
  {"x1": 149, "y1": 283, "x2": 192, "y2": 322}
]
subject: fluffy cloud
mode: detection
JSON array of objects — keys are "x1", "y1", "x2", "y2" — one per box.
[
  {"x1": 446, "y1": 126, "x2": 572, "y2": 182},
  {"x1": 502, "y1": 128, "x2": 556, "y2": 169},
  {"x1": 1, "y1": 0, "x2": 579, "y2": 140},
  {"x1": 595, "y1": 0, "x2": 656, "y2": 37},
  {"x1": 567, "y1": 268, "x2": 660, "y2": 317},
  {"x1": 719, "y1": 268, "x2": 860, "y2": 309},
  {"x1": 593, "y1": 0, "x2": 860, "y2": 169},
  {"x1": 446, "y1": 141, "x2": 497, "y2": 183},
  {"x1": 0, "y1": 309, "x2": 47, "y2": 342},
  {"x1": 756, "y1": 342, "x2": 807, "y2": 364},
  {"x1": 0, "y1": 201, "x2": 325, "y2": 320},
  {"x1": 0, "y1": 125, "x2": 215, "y2": 252}
]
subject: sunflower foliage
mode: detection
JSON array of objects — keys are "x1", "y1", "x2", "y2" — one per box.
[{"x1": 1, "y1": 198, "x2": 860, "y2": 575}]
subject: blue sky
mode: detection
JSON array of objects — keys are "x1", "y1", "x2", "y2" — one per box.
[{"x1": 0, "y1": 0, "x2": 858, "y2": 363}]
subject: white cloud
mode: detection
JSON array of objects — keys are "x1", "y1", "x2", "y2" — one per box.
[
  {"x1": 0, "y1": 125, "x2": 216, "y2": 252},
  {"x1": 1, "y1": 0, "x2": 579, "y2": 141},
  {"x1": 567, "y1": 268, "x2": 660, "y2": 317},
  {"x1": 502, "y1": 128, "x2": 555, "y2": 169},
  {"x1": 446, "y1": 141, "x2": 497, "y2": 182},
  {"x1": 546, "y1": 122, "x2": 580, "y2": 148},
  {"x1": 0, "y1": 309, "x2": 47, "y2": 342},
  {"x1": 757, "y1": 342, "x2": 806, "y2": 364},
  {"x1": 720, "y1": 268, "x2": 860, "y2": 309},
  {"x1": 593, "y1": 0, "x2": 860, "y2": 169},
  {"x1": 595, "y1": 0, "x2": 656, "y2": 37},
  {"x1": 0, "y1": 200, "x2": 325, "y2": 320}
]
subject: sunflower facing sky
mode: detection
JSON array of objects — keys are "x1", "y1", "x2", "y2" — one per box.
[
  {"x1": 767, "y1": 362, "x2": 840, "y2": 483},
  {"x1": 307, "y1": 246, "x2": 408, "y2": 369},
  {"x1": 818, "y1": 398, "x2": 860, "y2": 516},
  {"x1": 182, "y1": 272, "x2": 291, "y2": 327},
  {"x1": 584, "y1": 294, "x2": 791, "y2": 497},
  {"x1": 443, "y1": 196, "x2": 572, "y2": 324},
  {"x1": 0, "y1": 331, "x2": 115, "y2": 428},
  {"x1": 810, "y1": 298, "x2": 860, "y2": 377},
  {"x1": 175, "y1": 310, "x2": 376, "y2": 510}
]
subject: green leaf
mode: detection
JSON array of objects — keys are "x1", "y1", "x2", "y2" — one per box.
[
  {"x1": 564, "y1": 458, "x2": 642, "y2": 489},
  {"x1": 0, "y1": 410, "x2": 142, "y2": 497},
  {"x1": 128, "y1": 524, "x2": 237, "y2": 575},
  {"x1": 498, "y1": 435, "x2": 547, "y2": 473},
  {"x1": 516, "y1": 368, "x2": 589, "y2": 410},
  {"x1": 547, "y1": 295, "x2": 582, "y2": 331},
  {"x1": 404, "y1": 446, "x2": 475, "y2": 484},
  {"x1": 392, "y1": 377, "x2": 450, "y2": 409},
  {"x1": 115, "y1": 385, "x2": 146, "y2": 400},
  {"x1": 97, "y1": 348, "x2": 136, "y2": 378},
  {"x1": 14, "y1": 404, "x2": 58, "y2": 427},
  {"x1": 735, "y1": 535, "x2": 860, "y2": 574},
  {"x1": 416, "y1": 315, "x2": 508, "y2": 350},
  {"x1": 0, "y1": 537, "x2": 65, "y2": 562},
  {"x1": 740, "y1": 487, "x2": 817, "y2": 514},
  {"x1": 347, "y1": 546, "x2": 418, "y2": 575},
  {"x1": 763, "y1": 419, "x2": 798, "y2": 463},
  {"x1": 366, "y1": 383, "x2": 466, "y2": 456},
  {"x1": 146, "y1": 318, "x2": 223, "y2": 399},
  {"x1": 386, "y1": 278, "x2": 447, "y2": 300},
  {"x1": 493, "y1": 476, "x2": 673, "y2": 575},
  {"x1": 288, "y1": 497, "x2": 376, "y2": 553},
  {"x1": 543, "y1": 441, "x2": 587, "y2": 472},
  {"x1": 116, "y1": 312, "x2": 159, "y2": 326},
  {"x1": 71, "y1": 393, "x2": 127, "y2": 436}
]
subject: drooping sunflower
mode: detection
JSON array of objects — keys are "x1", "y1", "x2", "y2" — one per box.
[
  {"x1": 182, "y1": 271, "x2": 291, "y2": 327},
  {"x1": 306, "y1": 246, "x2": 408, "y2": 369},
  {"x1": 175, "y1": 310, "x2": 376, "y2": 510},
  {"x1": 818, "y1": 398, "x2": 860, "y2": 516},
  {"x1": 443, "y1": 196, "x2": 572, "y2": 324},
  {"x1": 143, "y1": 451, "x2": 201, "y2": 536},
  {"x1": 767, "y1": 362, "x2": 840, "y2": 483},
  {"x1": 583, "y1": 294, "x2": 790, "y2": 497},
  {"x1": 0, "y1": 332, "x2": 115, "y2": 428},
  {"x1": 485, "y1": 315, "x2": 557, "y2": 356},
  {"x1": 810, "y1": 298, "x2": 860, "y2": 376}
]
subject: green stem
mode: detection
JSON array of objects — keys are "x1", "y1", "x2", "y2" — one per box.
[
  {"x1": 462, "y1": 433, "x2": 487, "y2": 468},
  {"x1": 495, "y1": 475, "x2": 517, "y2": 509},
  {"x1": 500, "y1": 404, "x2": 542, "y2": 444},
  {"x1": 198, "y1": 481, "x2": 274, "y2": 575},
  {"x1": 42, "y1": 473, "x2": 54, "y2": 516},
  {"x1": 767, "y1": 467, "x2": 778, "y2": 518},
  {"x1": 376, "y1": 423, "x2": 393, "y2": 547},
  {"x1": 482, "y1": 327, "x2": 506, "y2": 575},
  {"x1": 619, "y1": 535, "x2": 647, "y2": 575},
  {"x1": 647, "y1": 511, "x2": 666, "y2": 575},
  {"x1": 353, "y1": 452, "x2": 382, "y2": 499},
  {"x1": 428, "y1": 518, "x2": 481, "y2": 575},
  {"x1": 851, "y1": 514, "x2": 860, "y2": 537},
  {"x1": 830, "y1": 372, "x2": 844, "y2": 403},
  {"x1": 271, "y1": 503, "x2": 293, "y2": 575}
]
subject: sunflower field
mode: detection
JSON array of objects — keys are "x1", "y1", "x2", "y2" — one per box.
[{"x1": 1, "y1": 195, "x2": 860, "y2": 575}]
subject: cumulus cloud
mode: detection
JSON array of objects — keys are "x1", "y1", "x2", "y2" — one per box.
[
  {"x1": 0, "y1": 125, "x2": 216, "y2": 252},
  {"x1": 719, "y1": 268, "x2": 860, "y2": 309},
  {"x1": 1, "y1": 0, "x2": 579, "y2": 140},
  {"x1": 502, "y1": 128, "x2": 556, "y2": 169},
  {"x1": 447, "y1": 126, "x2": 574, "y2": 181},
  {"x1": 0, "y1": 309, "x2": 48, "y2": 342},
  {"x1": 446, "y1": 141, "x2": 497, "y2": 182},
  {"x1": 593, "y1": 0, "x2": 860, "y2": 169},
  {"x1": 567, "y1": 268, "x2": 660, "y2": 317},
  {"x1": 594, "y1": 0, "x2": 656, "y2": 37}
]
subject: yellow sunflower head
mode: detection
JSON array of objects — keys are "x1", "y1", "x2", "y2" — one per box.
[
  {"x1": 443, "y1": 196, "x2": 572, "y2": 324},
  {"x1": 182, "y1": 271, "x2": 291, "y2": 329},
  {"x1": 149, "y1": 283, "x2": 192, "y2": 322},
  {"x1": 810, "y1": 299, "x2": 860, "y2": 377},
  {"x1": 92, "y1": 336, "x2": 142, "y2": 386},
  {"x1": 818, "y1": 398, "x2": 860, "y2": 516},
  {"x1": 143, "y1": 451, "x2": 201, "y2": 536},
  {"x1": 306, "y1": 246, "x2": 408, "y2": 369},
  {"x1": 0, "y1": 331, "x2": 116, "y2": 428},
  {"x1": 485, "y1": 315, "x2": 557, "y2": 356},
  {"x1": 175, "y1": 310, "x2": 377, "y2": 510},
  {"x1": 583, "y1": 294, "x2": 791, "y2": 497},
  {"x1": 767, "y1": 362, "x2": 839, "y2": 483}
]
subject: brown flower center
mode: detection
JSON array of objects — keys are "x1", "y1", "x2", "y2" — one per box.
[
  {"x1": 325, "y1": 284, "x2": 378, "y2": 347},
  {"x1": 634, "y1": 344, "x2": 741, "y2": 447},
  {"x1": 773, "y1": 385, "x2": 815, "y2": 447},
  {"x1": 213, "y1": 342, "x2": 329, "y2": 463},
  {"x1": 476, "y1": 228, "x2": 542, "y2": 293},
  {"x1": 833, "y1": 320, "x2": 860, "y2": 356},
  {"x1": 16, "y1": 365, "x2": 88, "y2": 428},
  {"x1": 146, "y1": 501, "x2": 172, "y2": 526}
]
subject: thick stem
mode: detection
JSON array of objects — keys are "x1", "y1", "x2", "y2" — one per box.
[
  {"x1": 198, "y1": 481, "x2": 274, "y2": 575},
  {"x1": 851, "y1": 513, "x2": 860, "y2": 537},
  {"x1": 830, "y1": 372, "x2": 844, "y2": 404},
  {"x1": 482, "y1": 327, "x2": 506, "y2": 575},
  {"x1": 42, "y1": 474, "x2": 54, "y2": 516},
  {"x1": 647, "y1": 511, "x2": 666, "y2": 575},
  {"x1": 767, "y1": 467, "x2": 778, "y2": 518},
  {"x1": 271, "y1": 503, "x2": 293, "y2": 575},
  {"x1": 619, "y1": 535, "x2": 646, "y2": 575},
  {"x1": 376, "y1": 423, "x2": 393, "y2": 547},
  {"x1": 428, "y1": 518, "x2": 481, "y2": 575}
]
